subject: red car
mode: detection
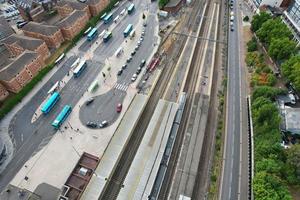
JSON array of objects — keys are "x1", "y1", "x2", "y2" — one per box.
[{"x1": 117, "y1": 103, "x2": 122, "y2": 112}]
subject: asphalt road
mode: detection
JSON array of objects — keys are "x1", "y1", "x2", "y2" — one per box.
[
  {"x1": 220, "y1": 0, "x2": 248, "y2": 199},
  {"x1": 1, "y1": 0, "x2": 158, "y2": 192}
]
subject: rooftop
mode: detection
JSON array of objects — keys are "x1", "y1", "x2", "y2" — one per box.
[
  {"x1": 1, "y1": 34, "x2": 44, "y2": 51},
  {"x1": 0, "y1": 51, "x2": 38, "y2": 81},
  {"x1": 57, "y1": 10, "x2": 86, "y2": 28},
  {"x1": 165, "y1": 0, "x2": 182, "y2": 8},
  {"x1": 284, "y1": 107, "x2": 300, "y2": 135},
  {"x1": 86, "y1": 0, "x2": 101, "y2": 5},
  {"x1": 22, "y1": 21, "x2": 60, "y2": 36},
  {"x1": 0, "y1": 17, "x2": 15, "y2": 41},
  {"x1": 57, "y1": 0, "x2": 87, "y2": 10}
]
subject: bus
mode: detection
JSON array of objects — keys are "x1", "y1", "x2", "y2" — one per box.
[
  {"x1": 73, "y1": 60, "x2": 87, "y2": 77},
  {"x1": 52, "y1": 105, "x2": 72, "y2": 128},
  {"x1": 41, "y1": 92, "x2": 60, "y2": 114},
  {"x1": 103, "y1": 31, "x2": 112, "y2": 42},
  {"x1": 54, "y1": 53, "x2": 65, "y2": 65},
  {"x1": 84, "y1": 27, "x2": 92, "y2": 35},
  {"x1": 71, "y1": 58, "x2": 80, "y2": 69},
  {"x1": 104, "y1": 13, "x2": 113, "y2": 24},
  {"x1": 87, "y1": 28, "x2": 98, "y2": 41},
  {"x1": 124, "y1": 24, "x2": 133, "y2": 37},
  {"x1": 127, "y1": 3, "x2": 135, "y2": 14},
  {"x1": 100, "y1": 12, "x2": 107, "y2": 20}
]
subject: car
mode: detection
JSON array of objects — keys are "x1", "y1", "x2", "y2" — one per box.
[
  {"x1": 127, "y1": 56, "x2": 132, "y2": 63},
  {"x1": 140, "y1": 37, "x2": 144, "y2": 41},
  {"x1": 131, "y1": 73, "x2": 137, "y2": 82},
  {"x1": 136, "y1": 67, "x2": 141, "y2": 75},
  {"x1": 122, "y1": 64, "x2": 127, "y2": 70},
  {"x1": 137, "y1": 41, "x2": 141, "y2": 46},
  {"x1": 85, "y1": 98, "x2": 94, "y2": 105},
  {"x1": 143, "y1": 22, "x2": 147, "y2": 27},
  {"x1": 140, "y1": 59, "x2": 146, "y2": 67},
  {"x1": 230, "y1": 26, "x2": 234, "y2": 31},
  {"x1": 99, "y1": 120, "x2": 108, "y2": 128},
  {"x1": 135, "y1": 45, "x2": 139, "y2": 51},
  {"x1": 131, "y1": 51, "x2": 136, "y2": 56},
  {"x1": 86, "y1": 121, "x2": 97, "y2": 128},
  {"x1": 144, "y1": 75, "x2": 150, "y2": 81},
  {"x1": 141, "y1": 31, "x2": 145, "y2": 36},
  {"x1": 117, "y1": 69, "x2": 123, "y2": 76},
  {"x1": 116, "y1": 103, "x2": 122, "y2": 112},
  {"x1": 230, "y1": 21, "x2": 233, "y2": 26}
]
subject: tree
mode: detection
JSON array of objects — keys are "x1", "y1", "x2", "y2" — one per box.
[
  {"x1": 252, "y1": 86, "x2": 286, "y2": 101},
  {"x1": 267, "y1": 73, "x2": 276, "y2": 86},
  {"x1": 285, "y1": 144, "x2": 300, "y2": 183},
  {"x1": 256, "y1": 18, "x2": 292, "y2": 45},
  {"x1": 253, "y1": 172, "x2": 292, "y2": 200},
  {"x1": 243, "y1": 15, "x2": 249, "y2": 22},
  {"x1": 268, "y1": 37, "x2": 297, "y2": 61},
  {"x1": 256, "y1": 158, "x2": 283, "y2": 175},
  {"x1": 159, "y1": 0, "x2": 169, "y2": 8},
  {"x1": 251, "y1": 12, "x2": 272, "y2": 32},
  {"x1": 247, "y1": 37, "x2": 258, "y2": 52},
  {"x1": 282, "y1": 55, "x2": 300, "y2": 91}
]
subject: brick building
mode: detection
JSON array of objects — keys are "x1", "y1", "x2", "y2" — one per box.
[
  {"x1": 56, "y1": 0, "x2": 91, "y2": 19},
  {"x1": 29, "y1": 5, "x2": 45, "y2": 22},
  {"x1": 22, "y1": 22, "x2": 64, "y2": 48},
  {"x1": 57, "y1": 10, "x2": 89, "y2": 40},
  {"x1": 86, "y1": 0, "x2": 109, "y2": 17},
  {"x1": 2, "y1": 34, "x2": 50, "y2": 61},
  {"x1": 0, "y1": 51, "x2": 44, "y2": 93}
]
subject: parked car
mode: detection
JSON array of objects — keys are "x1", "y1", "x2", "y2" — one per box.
[
  {"x1": 99, "y1": 120, "x2": 108, "y2": 128},
  {"x1": 116, "y1": 103, "x2": 122, "y2": 112},
  {"x1": 127, "y1": 56, "x2": 132, "y2": 63},
  {"x1": 131, "y1": 50, "x2": 136, "y2": 56},
  {"x1": 140, "y1": 59, "x2": 146, "y2": 67},
  {"x1": 122, "y1": 64, "x2": 127, "y2": 70},
  {"x1": 86, "y1": 121, "x2": 97, "y2": 128},
  {"x1": 85, "y1": 98, "x2": 94, "y2": 105},
  {"x1": 117, "y1": 69, "x2": 123, "y2": 76},
  {"x1": 136, "y1": 67, "x2": 141, "y2": 74},
  {"x1": 131, "y1": 73, "x2": 137, "y2": 82}
]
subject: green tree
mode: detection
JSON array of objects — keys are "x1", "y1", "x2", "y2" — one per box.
[
  {"x1": 159, "y1": 0, "x2": 169, "y2": 8},
  {"x1": 267, "y1": 73, "x2": 276, "y2": 86},
  {"x1": 285, "y1": 144, "x2": 300, "y2": 183},
  {"x1": 282, "y1": 55, "x2": 300, "y2": 91},
  {"x1": 247, "y1": 37, "x2": 258, "y2": 52},
  {"x1": 256, "y1": 158, "x2": 283, "y2": 174},
  {"x1": 243, "y1": 15, "x2": 249, "y2": 22},
  {"x1": 253, "y1": 172, "x2": 292, "y2": 200},
  {"x1": 256, "y1": 18, "x2": 292, "y2": 45},
  {"x1": 251, "y1": 12, "x2": 272, "y2": 32},
  {"x1": 252, "y1": 86, "x2": 286, "y2": 101},
  {"x1": 268, "y1": 37, "x2": 297, "y2": 61}
]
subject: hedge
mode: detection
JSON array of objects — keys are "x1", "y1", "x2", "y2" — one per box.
[{"x1": 0, "y1": 0, "x2": 121, "y2": 120}]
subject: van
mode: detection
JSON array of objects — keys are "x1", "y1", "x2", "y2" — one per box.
[{"x1": 289, "y1": 94, "x2": 296, "y2": 104}]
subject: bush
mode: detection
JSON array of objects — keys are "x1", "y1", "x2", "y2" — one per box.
[
  {"x1": 243, "y1": 15, "x2": 249, "y2": 22},
  {"x1": 159, "y1": 0, "x2": 170, "y2": 8},
  {"x1": 247, "y1": 37, "x2": 258, "y2": 52}
]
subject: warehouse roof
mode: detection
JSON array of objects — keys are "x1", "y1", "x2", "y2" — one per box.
[
  {"x1": 0, "y1": 51, "x2": 38, "y2": 81},
  {"x1": 22, "y1": 22, "x2": 59, "y2": 36}
]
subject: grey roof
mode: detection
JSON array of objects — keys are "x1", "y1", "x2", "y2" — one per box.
[
  {"x1": 22, "y1": 21, "x2": 59, "y2": 36},
  {"x1": 0, "y1": 51, "x2": 38, "y2": 81},
  {"x1": 1, "y1": 34, "x2": 44, "y2": 51},
  {"x1": 57, "y1": 10, "x2": 86, "y2": 28},
  {"x1": 0, "y1": 17, "x2": 15, "y2": 41},
  {"x1": 165, "y1": 0, "x2": 182, "y2": 8},
  {"x1": 57, "y1": 0, "x2": 87, "y2": 10},
  {"x1": 283, "y1": 107, "x2": 300, "y2": 135},
  {"x1": 86, "y1": 0, "x2": 101, "y2": 5},
  {"x1": 0, "y1": 184, "x2": 40, "y2": 200}
]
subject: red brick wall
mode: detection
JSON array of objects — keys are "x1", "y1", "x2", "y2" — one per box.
[
  {"x1": 89, "y1": 0, "x2": 109, "y2": 16},
  {"x1": 0, "y1": 83, "x2": 9, "y2": 101},
  {"x1": 35, "y1": 42, "x2": 50, "y2": 61},
  {"x1": 60, "y1": 13, "x2": 89, "y2": 40},
  {"x1": 57, "y1": 5, "x2": 73, "y2": 18},
  {"x1": 1, "y1": 79, "x2": 22, "y2": 93},
  {"x1": 23, "y1": 29, "x2": 64, "y2": 49},
  {"x1": 4, "y1": 43, "x2": 24, "y2": 57}
]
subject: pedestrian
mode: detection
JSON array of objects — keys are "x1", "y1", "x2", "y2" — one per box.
[
  {"x1": 77, "y1": 128, "x2": 79, "y2": 132},
  {"x1": 70, "y1": 137, "x2": 72, "y2": 140}
]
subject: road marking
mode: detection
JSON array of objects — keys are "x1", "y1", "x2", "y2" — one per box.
[{"x1": 114, "y1": 83, "x2": 128, "y2": 91}]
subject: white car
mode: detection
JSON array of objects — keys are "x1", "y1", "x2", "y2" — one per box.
[
  {"x1": 99, "y1": 120, "x2": 108, "y2": 128},
  {"x1": 131, "y1": 74, "x2": 137, "y2": 82}
]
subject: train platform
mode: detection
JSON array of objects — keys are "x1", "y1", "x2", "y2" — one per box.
[
  {"x1": 117, "y1": 99, "x2": 178, "y2": 200},
  {"x1": 7, "y1": 93, "x2": 147, "y2": 200},
  {"x1": 80, "y1": 94, "x2": 148, "y2": 199}
]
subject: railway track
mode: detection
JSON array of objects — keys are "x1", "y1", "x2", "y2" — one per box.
[
  {"x1": 158, "y1": 0, "x2": 221, "y2": 199},
  {"x1": 98, "y1": 2, "x2": 205, "y2": 199}
]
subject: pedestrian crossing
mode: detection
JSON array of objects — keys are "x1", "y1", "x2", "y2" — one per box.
[{"x1": 113, "y1": 83, "x2": 129, "y2": 91}]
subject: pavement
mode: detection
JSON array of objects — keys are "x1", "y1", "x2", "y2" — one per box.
[
  {"x1": 0, "y1": 0, "x2": 160, "y2": 193},
  {"x1": 219, "y1": 0, "x2": 249, "y2": 199}
]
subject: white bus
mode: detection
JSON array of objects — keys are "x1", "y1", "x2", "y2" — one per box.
[
  {"x1": 114, "y1": 15, "x2": 119, "y2": 23},
  {"x1": 55, "y1": 53, "x2": 65, "y2": 65},
  {"x1": 120, "y1": 9, "x2": 126, "y2": 16},
  {"x1": 129, "y1": 29, "x2": 135, "y2": 39},
  {"x1": 99, "y1": 30, "x2": 106, "y2": 38}
]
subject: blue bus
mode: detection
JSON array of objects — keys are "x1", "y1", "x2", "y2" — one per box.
[
  {"x1": 73, "y1": 60, "x2": 87, "y2": 77},
  {"x1": 104, "y1": 13, "x2": 113, "y2": 24},
  {"x1": 123, "y1": 24, "x2": 133, "y2": 37},
  {"x1": 87, "y1": 28, "x2": 98, "y2": 41},
  {"x1": 103, "y1": 31, "x2": 112, "y2": 42},
  {"x1": 100, "y1": 12, "x2": 107, "y2": 20},
  {"x1": 127, "y1": 3, "x2": 135, "y2": 14},
  {"x1": 52, "y1": 105, "x2": 72, "y2": 128},
  {"x1": 41, "y1": 92, "x2": 60, "y2": 114}
]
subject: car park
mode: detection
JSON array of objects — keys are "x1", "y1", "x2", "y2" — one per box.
[
  {"x1": 117, "y1": 69, "x2": 123, "y2": 76},
  {"x1": 85, "y1": 98, "x2": 94, "y2": 105},
  {"x1": 140, "y1": 59, "x2": 146, "y2": 67},
  {"x1": 122, "y1": 64, "x2": 127, "y2": 70},
  {"x1": 86, "y1": 121, "x2": 97, "y2": 128},
  {"x1": 99, "y1": 120, "x2": 108, "y2": 128},
  {"x1": 116, "y1": 103, "x2": 122, "y2": 112}
]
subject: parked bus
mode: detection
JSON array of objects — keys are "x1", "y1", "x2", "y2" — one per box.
[
  {"x1": 99, "y1": 30, "x2": 106, "y2": 38},
  {"x1": 104, "y1": 13, "x2": 113, "y2": 24},
  {"x1": 73, "y1": 60, "x2": 87, "y2": 77},
  {"x1": 124, "y1": 24, "x2": 133, "y2": 37},
  {"x1": 84, "y1": 27, "x2": 92, "y2": 35},
  {"x1": 41, "y1": 92, "x2": 60, "y2": 114},
  {"x1": 71, "y1": 58, "x2": 80, "y2": 69},
  {"x1": 87, "y1": 28, "x2": 98, "y2": 41},
  {"x1": 54, "y1": 53, "x2": 65, "y2": 65},
  {"x1": 103, "y1": 31, "x2": 112, "y2": 42},
  {"x1": 120, "y1": 9, "x2": 126, "y2": 16},
  {"x1": 100, "y1": 12, "x2": 107, "y2": 20},
  {"x1": 129, "y1": 29, "x2": 135, "y2": 39},
  {"x1": 52, "y1": 105, "x2": 72, "y2": 128},
  {"x1": 127, "y1": 3, "x2": 135, "y2": 14}
]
